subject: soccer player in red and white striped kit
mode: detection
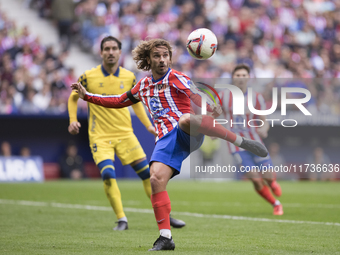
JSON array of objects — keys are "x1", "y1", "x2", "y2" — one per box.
[
  {"x1": 219, "y1": 64, "x2": 283, "y2": 215},
  {"x1": 71, "y1": 39, "x2": 268, "y2": 251}
]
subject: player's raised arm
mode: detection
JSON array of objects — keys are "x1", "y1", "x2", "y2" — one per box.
[{"x1": 71, "y1": 82, "x2": 139, "y2": 108}]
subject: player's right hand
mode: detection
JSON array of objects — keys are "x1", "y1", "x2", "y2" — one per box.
[
  {"x1": 71, "y1": 82, "x2": 86, "y2": 99},
  {"x1": 212, "y1": 103, "x2": 222, "y2": 118},
  {"x1": 68, "y1": 121, "x2": 81, "y2": 135}
]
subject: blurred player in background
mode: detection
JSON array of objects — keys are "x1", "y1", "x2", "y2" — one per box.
[
  {"x1": 68, "y1": 36, "x2": 185, "y2": 231},
  {"x1": 219, "y1": 64, "x2": 283, "y2": 215},
  {"x1": 71, "y1": 39, "x2": 268, "y2": 250}
]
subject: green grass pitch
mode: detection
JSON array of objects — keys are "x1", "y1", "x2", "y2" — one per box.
[{"x1": 0, "y1": 180, "x2": 339, "y2": 254}]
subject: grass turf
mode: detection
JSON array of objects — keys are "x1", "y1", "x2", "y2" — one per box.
[{"x1": 0, "y1": 180, "x2": 339, "y2": 254}]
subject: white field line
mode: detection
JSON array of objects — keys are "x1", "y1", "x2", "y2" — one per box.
[
  {"x1": 123, "y1": 200, "x2": 340, "y2": 209},
  {"x1": 0, "y1": 199, "x2": 339, "y2": 227}
]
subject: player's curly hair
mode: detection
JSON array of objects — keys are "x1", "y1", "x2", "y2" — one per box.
[{"x1": 132, "y1": 39, "x2": 172, "y2": 71}]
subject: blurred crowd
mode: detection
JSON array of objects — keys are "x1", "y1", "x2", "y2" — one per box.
[
  {"x1": 1, "y1": 0, "x2": 340, "y2": 115},
  {"x1": 0, "y1": 8, "x2": 76, "y2": 114}
]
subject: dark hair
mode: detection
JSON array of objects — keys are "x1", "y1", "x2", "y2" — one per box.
[
  {"x1": 132, "y1": 39, "x2": 172, "y2": 71},
  {"x1": 232, "y1": 64, "x2": 251, "y2": 77},
  {"x1": 100, "y1": 36, "x2": 122, "y2": 51}
]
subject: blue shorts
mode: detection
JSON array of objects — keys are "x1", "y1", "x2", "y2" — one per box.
[
  {"x1": 233, "y1": 150, "x2": 272, "y2": 179},
  {"x1": 150, "y1": 125, "x2": 204, "y2": 177}
]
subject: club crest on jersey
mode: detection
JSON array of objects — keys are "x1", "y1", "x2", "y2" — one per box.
[
  {"x1": 99, "y1": 83, "x2": 104, "y2": 87},
  {"x1": 158, "y1": 84, "x2": 167, "y2": 92},
  {"x1": 120, "y1": 81, "x2": 124, "y2": 89}
]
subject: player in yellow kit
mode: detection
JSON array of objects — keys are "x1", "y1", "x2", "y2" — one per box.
[{"x1": 68, "y1": 36, "x2": 185, "y2": 230}]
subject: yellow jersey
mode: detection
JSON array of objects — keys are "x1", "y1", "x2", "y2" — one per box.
[{"x1": 68, "y1": 65, "x2": 152, "y2": 144}]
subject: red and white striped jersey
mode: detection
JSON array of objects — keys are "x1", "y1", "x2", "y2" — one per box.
[
  {"x1": 84, "y1": 68, "x2": 207, "y2": 141},
  {"x1": 219, "y1": 89, "x2": 266, "y2": 153}
]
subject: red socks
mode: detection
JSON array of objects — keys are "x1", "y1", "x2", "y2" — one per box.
[
  {"x1": 256, "y1": 185, "x2": 276, "y2": 205},
  {"x1": 196, "y1": 115, "x2": 237, "y2": 143},
  {"x1": 151, "y1": 191, "x2": 171, "y2": 230}
]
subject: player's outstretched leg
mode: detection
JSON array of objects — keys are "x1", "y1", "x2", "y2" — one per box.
[
  {"x1": 132, "y1": 158, "x2": 186, "y2": 228},
  {"x1": 238, "y1": 137, "x2": 268, "y2": 158},
  {"x1": 180, "y1": 114, "x2": 268, "y2": 157},
  {"x1": 148, "y1": 162, "x2": 176, "y2": 251},
  {"x1": 251, "y1": 177, "x2": 283, "y2": 215},
  {"x1": 98, "y1": 160, "x2": 128, "y2": 230}
]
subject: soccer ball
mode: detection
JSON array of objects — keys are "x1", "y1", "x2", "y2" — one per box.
[{"x1": 186, "y1": 28, "x2": 218, "y2": 60}]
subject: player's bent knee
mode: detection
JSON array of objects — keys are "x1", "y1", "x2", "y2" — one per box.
[
  {"x1": 179, "y1": 114, "x2": 191, "y2": 128},
  {"x1": 98, "y1": 159, "x2": 116, "y2": 180},
  {"x1": 137, "y1": 170, "x2": 150, "y2": 180},
  {"x1": 149, "y1": 174, "x2": 160, "y2": 187},
  {"x1": 149, "y1": 173, "x2": 167, "y2": 190},
  {"x1": 102, "y1": 169, "x2": 116, "y2": 180},
  {"x1": 132, "y1": 158, "x2": 150, "y2": 180}
]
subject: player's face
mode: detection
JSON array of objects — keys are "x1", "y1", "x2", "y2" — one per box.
[
  {"x1": 101, "y1": 40, "x2": 121, "y2": 66},
  {"x1": 232, "y1": 68, "x2": 250, "y2": 90},
  {"x1": 149, "y1": 46, "x2": 171, "y2": 76}
]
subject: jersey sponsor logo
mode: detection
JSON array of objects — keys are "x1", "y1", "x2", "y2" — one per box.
[
  {"x1": 149, "y1": 97, "x2": 170, "y2": 119},
  {"x1": 126, "y1": 144, "x2": 141, "y2": 153},
  {"x1": 155, "y1": 108, "x2": 170, "y2": 118},
  {"x1": 150, "y1": 97, "x2": 160, "y2": 113},
  {"x1": 99, "y1": 83, "x2": 104, "y2": 87}
]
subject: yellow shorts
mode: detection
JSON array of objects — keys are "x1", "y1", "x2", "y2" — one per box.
[{"x1": 90, "y1": 135, "x2": 146, "y2": 166}]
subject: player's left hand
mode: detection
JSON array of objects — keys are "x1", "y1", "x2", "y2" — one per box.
[
  {"x1": 256, "y1": 127, "x2": 268, "y2": 139},
  {"x1": 147, "y1": 125, "x2": 157, "y2": 137}
]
